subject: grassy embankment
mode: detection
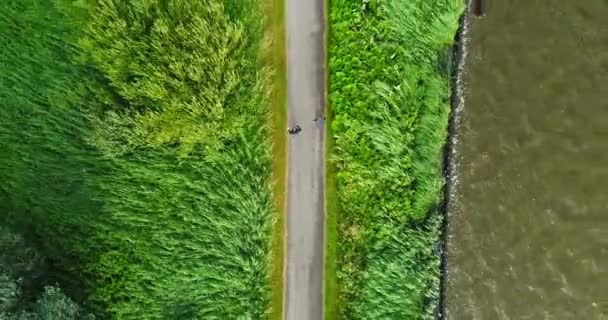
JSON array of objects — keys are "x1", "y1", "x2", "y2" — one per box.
[
  {"x1": 265, "y1": 0, "x2": 288, "y2": 318},
  {"x1": 1, "y1": 0, "x2": 278, "y2": 318},
  {"x1": 326, "y1": 0, "x2": 463, "y2": 318}
]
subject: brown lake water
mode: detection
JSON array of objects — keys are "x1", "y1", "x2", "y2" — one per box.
[{"x1": 445, "y1": 0, "x2": 608, "y2": 319}]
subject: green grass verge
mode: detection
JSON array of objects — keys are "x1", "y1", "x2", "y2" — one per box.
[
  {"x1": 324, "y1": 0, "x2": 340, "y2": 318},
  {"x1": 1, "y1": 0, "x2": 277, "y2": 318},
  {"x1": 324, "y1": 100, "x2": 340, "y2": 320},
  {"x1": 327, "y1": 0, "x2": 463, "y2": 318},
  {"x1": 265, "y1": 0, "x2": 288, "y2": 318}
]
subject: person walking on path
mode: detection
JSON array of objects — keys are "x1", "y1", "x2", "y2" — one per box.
[
  {"x1": 288, "y1": 125, "x2": 302, "y2": 134},
  {"x1": 313, "y1": 116, "x2": 325, "y2": 128}
]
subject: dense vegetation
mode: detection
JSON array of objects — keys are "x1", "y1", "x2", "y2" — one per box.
[
  {"x1": 1, "y1": 226, "x2": 94, "y2": 319},
  {"x1": 1, "y1": 0, "x2": 276, "y2": 318},
  {"x1": 328, "y1": 0, "x2": 463, "y2": 318}
]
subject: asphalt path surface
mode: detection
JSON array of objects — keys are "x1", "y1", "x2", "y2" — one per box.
[{"x1": 284, "y1": 0, "x2": 326, "y2": 318}]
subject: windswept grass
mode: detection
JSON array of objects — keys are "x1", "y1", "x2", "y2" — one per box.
[
  {"x1": 1, "y1": 0, "x2": 276, "y2": 318},
  {"x1": 327, "y1": 0, "x2": 463, "y2": 318}
]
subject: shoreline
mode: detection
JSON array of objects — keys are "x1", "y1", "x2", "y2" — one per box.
[{"x1": 436, "y1": 0, "x2": 472, "y2": 318}]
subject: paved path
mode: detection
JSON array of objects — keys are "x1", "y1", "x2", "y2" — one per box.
[{"x1": 284, "y1": 0, "x2": 326, "y2": 318}]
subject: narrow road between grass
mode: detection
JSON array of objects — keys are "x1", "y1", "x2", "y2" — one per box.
[{"x1": 284, "y1": 0, "x2": 326, "y2": 318}]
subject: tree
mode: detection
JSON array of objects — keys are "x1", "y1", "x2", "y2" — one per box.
[{"x1": 0, "y1": 227, "x2": 93, "y2": 320}]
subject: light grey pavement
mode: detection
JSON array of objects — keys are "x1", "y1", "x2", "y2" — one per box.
[{"x1": 284, "y1": 0, "x2": 326, "y2": 318}]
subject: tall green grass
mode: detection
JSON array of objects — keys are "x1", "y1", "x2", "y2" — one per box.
[
  {"x1": 327, "y1": 0, "x2": 463, "y2": 318},
  {"x1": 1, "y1": 0, "x2": 276, "y2": 318}
]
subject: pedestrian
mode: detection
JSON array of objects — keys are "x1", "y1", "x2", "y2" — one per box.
[
  {"x1": 314, "y1": 116, "x2": 325, "y2": 128},
  {"x1": 288, "y1": 125, "x2": 302, "y2": 134}
]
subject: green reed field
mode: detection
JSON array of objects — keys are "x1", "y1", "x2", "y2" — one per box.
[
  {"x1": 0, "y1": 0, "x2": 277, "y2": 318},
  {"x1": 326, "y1": 0, "x2": 463, "y2": 318}
]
